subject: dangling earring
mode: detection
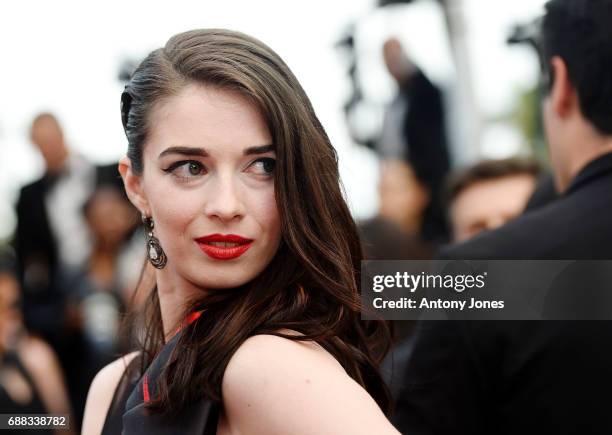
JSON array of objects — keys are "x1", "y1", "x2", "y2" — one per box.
[{"x1": 143, "y1": 215, "x2": 167, "y2": 269}]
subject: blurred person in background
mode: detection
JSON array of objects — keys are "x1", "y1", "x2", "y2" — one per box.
[
  {"x1": 379, "y1": 37, "x2": 451, "y2": 243},
  {"x1": 445, "y1": 158, "x2": 541, "y2": 242},
  {"x1": 13, "y1": 113, "x2": 119, "y2": 349},
  {"x1": 13, "y1": 113, "x2": 91, "y2": 351},
  {"x1": 0, "y1": 251, "x2": 74, "y2": 435},
  {"x1": 12, "y1": 113, "x2": 126, "y2": 429},
  {"x1": 359, "y1": 159, "x2": 434, "y2": 261},
  {"x1": 393, "y1": 1, "x2": 612, "y2": 434},
  {"x1": 62, "y1": 184, "x2": 140, "y2": 423},
  {"x1": 380, "y1": 157, "x2": 541, "y2": 406},
  {"x1": 360, "y1": 159, "x2": 434, "y2": 372}
]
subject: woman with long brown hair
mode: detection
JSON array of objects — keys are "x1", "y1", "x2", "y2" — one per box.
[{"x1": 82, "y1": 28, "x2": 399, "y2": 435}]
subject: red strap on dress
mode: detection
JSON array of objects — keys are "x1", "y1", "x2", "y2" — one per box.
[
  {"x1": 142, "y1": 374, "x2": 151, "y2": 403},
  {"x1": 175, "y1": 310, "x2": 202, "y2": 335},
  {"x1": 142, "y1": 310, "x2": 203, "y2": 404}
]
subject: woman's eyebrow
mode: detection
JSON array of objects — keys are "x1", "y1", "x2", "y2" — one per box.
[
  {"x1": 243, "y1": 144, "x2": 274, "y2": 156},
  {"x1": 158, "y1": 144, "x2": 274, "y2": 158},
  {"x1": 159, "y1": 146, "x2": 208, "y2": 158}
]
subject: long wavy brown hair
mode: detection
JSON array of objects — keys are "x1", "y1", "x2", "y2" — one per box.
[{"x1": 121, "y1": 28, "x2": 392, "y2": 417}]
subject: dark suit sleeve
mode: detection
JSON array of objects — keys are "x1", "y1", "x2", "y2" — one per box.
[
  {"x1": 392, "y1": 320, "x2": 488, "y2": 435},
  {"x1": 392, "y1": 246, "x2": 493, "y2": 435}
]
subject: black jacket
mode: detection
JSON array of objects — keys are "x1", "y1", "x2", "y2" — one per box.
[
  {"x1": 401, "y1": 70, "x2": 450, "y2": 243},
  {"x1": 393, "y1": 152, "x2": 612, "y2": 435}
]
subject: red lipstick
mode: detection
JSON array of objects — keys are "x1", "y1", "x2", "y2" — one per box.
[{"x1": 194, "y1": 234, "x2": 253, "y2": 260}]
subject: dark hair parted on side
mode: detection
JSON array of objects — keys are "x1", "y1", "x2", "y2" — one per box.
[
  {"x1": 445, "y1": 157, "x2": 542, "y2": 205},
  {"x1": 541, "y1": 0, "x2": 612, "y2": 135},
  {"x1": 121, "y1": 29, "x2": 392, "y2": 417}
]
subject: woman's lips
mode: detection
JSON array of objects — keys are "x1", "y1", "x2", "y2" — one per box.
[{"x1": 194, "y1": 234, "x2": 253, "y2": 260}]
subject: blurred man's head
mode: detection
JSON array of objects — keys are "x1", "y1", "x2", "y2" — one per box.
[
  {"x1": 379, "y1": 159, "x2": 429, "y2": 236},
  {"x1": 540, "y1": 0, "x2": 612, "y2": 191},
  {"x1": 447, "y1": 158, "x2": 541, "y2": 243},
  {"x1": 383, "y1": 37, "x2": 414, "y2": 84},
  {"x1": 30, "y1": 113, "x2": 68, "y2": 174}
]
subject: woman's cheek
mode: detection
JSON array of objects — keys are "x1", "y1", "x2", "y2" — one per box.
[
  {"x1": 152, "y1": 190, "x2": 202, "y2": 243},
  {"x1": 254, "y1": 188, "x2": 281, "y2": 239}
]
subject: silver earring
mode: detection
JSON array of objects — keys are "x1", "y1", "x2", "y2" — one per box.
[{"x1": 143, "y1": 215, "x2": 167, "y2": 269}]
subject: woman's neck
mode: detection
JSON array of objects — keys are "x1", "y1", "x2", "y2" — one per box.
[{"x1": 155, "y1": 268, "x2": 205, "y2": 340}]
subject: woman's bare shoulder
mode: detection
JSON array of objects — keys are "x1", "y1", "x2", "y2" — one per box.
[
  {"x1": 220, "y1": 333, "x2": 399, "y2": 435},
  {"x1": 221, "y1": 332, "x2": 342, "y2": 402},
  {"x1": 81, "y1": 351, "x2": 139, "y2": 435},
  {"x1": 224, "y1": 331, "x2": 345, "y2": 385}
]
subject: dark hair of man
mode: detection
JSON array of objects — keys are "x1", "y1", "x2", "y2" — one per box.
[
  {"x1": 122, "y1": 29, "x2": 392, "y2": 417},
  {"x1": 445, "y1": 157, "x2": 542, "y2": 206},
  {"x1": 541, "y1": 0, "x2": 612, "y2": 135}
]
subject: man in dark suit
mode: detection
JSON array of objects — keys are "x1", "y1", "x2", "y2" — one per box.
[
  {"x1": 393, "y1": 1, "x2": 612, "y2": 434},
  {"x1": 13, "y1": 113, "x2": 120, "y2": 346},
  {"x1": 380, "y1": 38, "x2": 451, "y2": 243}
]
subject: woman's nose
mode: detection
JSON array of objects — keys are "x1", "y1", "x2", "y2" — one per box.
[{"x1": 203, "y1": 174, "x2": 245, "y2": 222}]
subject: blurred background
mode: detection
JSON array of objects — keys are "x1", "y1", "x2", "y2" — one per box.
[
  {"x1": 0, "y1": 0, "x2": 547, "y2": 238},
  {"x1": 0, "y1": 0, "x2": 551, "y2": 431}
]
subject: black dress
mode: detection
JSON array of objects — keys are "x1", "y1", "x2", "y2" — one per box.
[{"x1": 101, "y1": 330, "x2": 219, "y2": 435}]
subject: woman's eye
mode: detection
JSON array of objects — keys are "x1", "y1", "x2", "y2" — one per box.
[
  {"x1": 164, "y1": 161, "x2": 206, "y2": 178},
  {"x1": 249, "y1": 158, "x2": 276, "y2": 176}
]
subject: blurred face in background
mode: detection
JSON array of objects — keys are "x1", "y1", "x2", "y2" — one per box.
[
  {"x1": 84, "y1": 187, "x2": 137, "y2": 249},
  {"x1": 30, "y1": 115, "x2": 69, "y2": 173},
  {"x1": 383, "y1": 38, "x2": 414, "y2": 84},
  {"x1": 121, "y1": 84, "x2": 282, "y2": 295},
  {"x1": 450, "y1": 174, "x2": 537, "y2": 243}
]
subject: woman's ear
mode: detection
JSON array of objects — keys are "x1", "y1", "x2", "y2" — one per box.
[{"x1": 118, "y1": 156, "x2": 149, "y2": 215}]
